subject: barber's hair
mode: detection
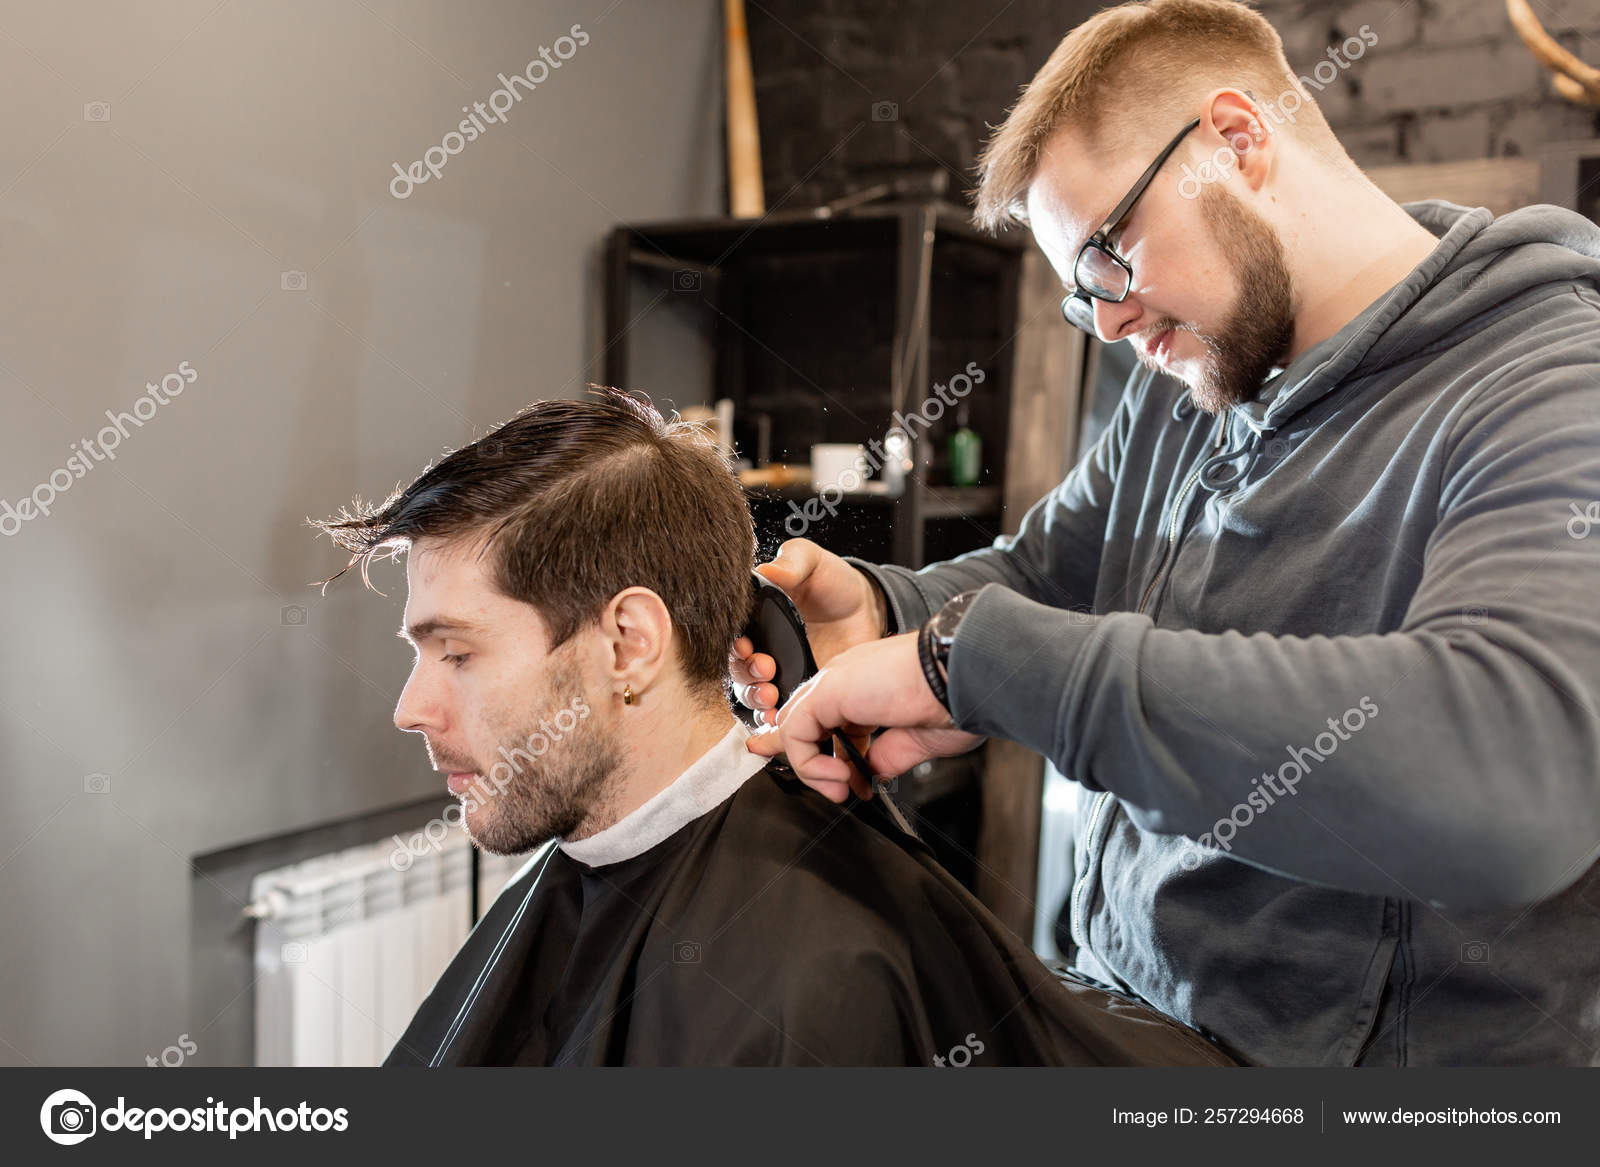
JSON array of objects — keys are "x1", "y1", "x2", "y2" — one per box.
[
  {"x1": 311, "y1": 386, "x2": 756, "y2": 697},
  {"x1": 973, "y1": 0, "x2": 1348, "y2": 232}
]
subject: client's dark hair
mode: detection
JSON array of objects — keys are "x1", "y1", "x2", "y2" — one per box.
[{"x1": 311, "y1": 386, "x2": 756, "y2": 698}]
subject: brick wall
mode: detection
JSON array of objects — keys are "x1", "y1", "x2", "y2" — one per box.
[
  {"x1": 1256, "y1": 0, "x2": 1600, "y2": 165},
  {"x1": 746, "y1": 0, "x2": 1600, "y2": 208}
]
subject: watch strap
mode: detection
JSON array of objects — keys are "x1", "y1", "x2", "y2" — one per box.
[{"x1": 917, "y1": 620, "x2": 951, "y2": 711}]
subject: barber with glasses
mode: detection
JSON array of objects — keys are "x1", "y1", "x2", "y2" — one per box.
[{"x1": 739, "y1": 0, "x2": 1600, "y2": 1069}]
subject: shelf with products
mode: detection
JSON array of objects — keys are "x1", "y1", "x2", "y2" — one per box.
[{"x1": 604, "y1": 199, "x2": 1025, "y2": 571}]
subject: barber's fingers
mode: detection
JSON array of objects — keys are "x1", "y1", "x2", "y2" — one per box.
[
  {"x1": 728, "y1": 639, "x2": 779, "y2": 716},
  {"x1": 775, "y1": 679, "x2": 859, "y2": 782},
  {"x1": 743, "y1": 740, "x2": 870, "y2": 803},
  {"x1": 803, "y1": 774, "x2": 854, "y2": 804},
  {"x1": 754, "y1": 538, "x2": 820, "y2": 595},
  {"x1": 751, "y1": 724, "x2": 856, "y2": 796},
  {"x1": 744, "y1": 682, "x2": 857, "y2": 798},
  {"x1": 729, "y1": 638, "x2": 774, "y2": 685},
  {"x1": 863, "y1": 727, "x2": 932, "y2": 778}
]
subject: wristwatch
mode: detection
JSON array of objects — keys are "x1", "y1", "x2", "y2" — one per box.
[{"x1": 918, "y1": 589, "x2": 981, "y2": 713}]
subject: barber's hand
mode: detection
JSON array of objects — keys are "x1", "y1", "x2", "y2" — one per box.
[
  {"x1": 745, "y1": 631, "x2": 984, "y2": 803},
  {"x1": 729, "y1": 538, "x2": 888, "y2": 726}
]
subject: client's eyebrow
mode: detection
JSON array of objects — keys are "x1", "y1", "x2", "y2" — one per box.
[{"x1": 398, "y1": 617, "x2": 485, "y2": 645}]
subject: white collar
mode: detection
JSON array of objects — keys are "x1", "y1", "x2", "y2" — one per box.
[{"x1": 557, "y1": 718, "x2": 767, "y2": 867}]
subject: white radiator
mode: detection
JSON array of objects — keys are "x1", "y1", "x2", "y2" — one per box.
[{"x1": 246, "y1": 832, "x2": 525, "y2": 1066}]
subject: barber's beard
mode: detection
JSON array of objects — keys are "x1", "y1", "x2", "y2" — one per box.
[
  {"x1": 456, "y1": 661, "x2": 620, "y2": 855},
  {"x1": 1155, "y1": 184, "x2": 1296, "y2": 415}
]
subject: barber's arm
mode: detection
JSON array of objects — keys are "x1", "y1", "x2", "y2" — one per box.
[
  {"x1": 847, "y1": 371, "x2": 1139, "y2": 636},
  {"x1": 940, "y1": 364, "x2": 1600, "y2": 911},
  {"x1": 733, "y1": 374, "x2": 1140, "y2": 719}
]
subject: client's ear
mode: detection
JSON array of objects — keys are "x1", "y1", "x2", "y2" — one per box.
[{"x1": 602, "y1": 586, "x2": 673, "y2": 699}]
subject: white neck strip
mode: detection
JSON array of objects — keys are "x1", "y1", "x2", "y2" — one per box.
[{"x1": 558, "y1": 718, "x2": 767, "y2": 867}]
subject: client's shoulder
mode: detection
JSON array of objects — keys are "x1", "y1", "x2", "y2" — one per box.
[{"x1": 712, "y1": 766, "x2": 964, "y2": 924}]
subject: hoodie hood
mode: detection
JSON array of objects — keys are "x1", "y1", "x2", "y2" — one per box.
[{"x1": 1195, "y1": 200, "x2": 1600, "y2": 492}]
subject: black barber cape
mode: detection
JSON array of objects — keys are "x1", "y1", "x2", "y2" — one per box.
[{"x1": 384, "y1": 748, "x2": 1230, "y2": 1066}]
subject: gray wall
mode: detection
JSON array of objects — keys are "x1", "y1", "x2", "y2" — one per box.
[{"x1": 0, "y1": 0, "x2": 722, "y2": 1066}]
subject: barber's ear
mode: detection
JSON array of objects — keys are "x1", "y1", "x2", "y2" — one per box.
[
  {"x1": 1202, "y1": 88, "x2": 1272, "y2": 192},
  {"x1": 603, "y1": 587, "x2": 672, "y2": 690}
]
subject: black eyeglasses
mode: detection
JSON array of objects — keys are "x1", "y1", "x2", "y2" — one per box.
[{"x1": 1061, "y1": 116, "x2": 1202, "y2": 334}]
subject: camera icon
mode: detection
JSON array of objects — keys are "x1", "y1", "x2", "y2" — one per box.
[
  {"x1": 49, "y1": 1098, "x2": 96, "y2": 1140},
  {"x1": 477, "y1": 438, "x2": 504, "y2": 460},
  {"x1": 281, "y1": 941, "x2": 308, "y2": 963},
  {"x1": 83, "y1": 772, "x2": 111, "y2": 794},
  {"x1": 1264, "y1": 437, "x2": 1291, "y2": 460},
  {"x1": 871, "y1": 100, "x2": 899, "y2": 122},
  {"x1": 83, "y1": 101, "x2": 111, "y2": 122},
  {"x1": 1462, "y1": 607, "x2": 1488, "y2": 625},
  {"x1": 672, "y1": 939, "x2": 702, "y2": 964},
  {"x1": 281, "y1": 604, "x2": 307, "y2": 627},
  {"x1": 876, "y1": 776, "x2": 899, "y2": 795},
  {"x1": 281, "y1": 270, "x2": 307, "y2": 291},
  {"x1": 1460, "y1": 940, "x2": 1489, "y2": 964},
  {"x1": 672, "y1": 270, "x2": 702, "y2": 293}
]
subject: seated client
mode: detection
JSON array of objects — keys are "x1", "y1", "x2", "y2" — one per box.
[{"x1": 311, "y1": 387, "x2": 1230, "y2": 1067}]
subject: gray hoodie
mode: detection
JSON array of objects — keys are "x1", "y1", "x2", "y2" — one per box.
[{"x1": 850, "y1": 201, "x2": 1600, "y2": 1066}]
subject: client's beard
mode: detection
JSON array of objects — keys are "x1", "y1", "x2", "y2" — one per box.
[
  {"x1": 458, "y1": 660, "x2": 620, "y2": 855},
  {"x1": 1146, "y1": 183, "x2": 1296, "y2": 414}
]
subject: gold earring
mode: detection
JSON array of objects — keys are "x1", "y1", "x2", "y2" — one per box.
[{"x1": 623, "y1": 685, "x2": 634, "y2": 706}]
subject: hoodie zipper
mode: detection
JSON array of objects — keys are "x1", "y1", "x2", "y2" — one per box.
[
  {"x1": 1136, "y1": 456, "x2": 1210, "y2": 614},
  {"x1": 1067, "y1": 408, "x2": 1226, "y2": 957}
]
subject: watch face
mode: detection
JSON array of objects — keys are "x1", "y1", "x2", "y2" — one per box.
[{"x1": 932, "y1": 589, "x2": 979, "y2": 642}]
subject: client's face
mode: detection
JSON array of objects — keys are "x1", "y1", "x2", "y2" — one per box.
[{"x1": 393, "y1": 537, "x2": 621, "y2": 854}]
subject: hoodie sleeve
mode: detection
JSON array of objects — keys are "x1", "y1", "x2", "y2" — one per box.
[
  {"x1": 946, "y1": 343, "x2": 1600, "y2": 911},
  {"x1": 844, "y1": 370, "x2": 1144, "y2": 635}
]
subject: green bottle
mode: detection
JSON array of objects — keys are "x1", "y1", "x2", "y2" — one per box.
[{"x1": 948, "y1": 402, "x2": 982, "y2": 487}]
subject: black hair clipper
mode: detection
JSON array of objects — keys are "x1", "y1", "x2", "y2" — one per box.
[{"x1": 739, "y1": 571, "x2": 917, "y2": 837}]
